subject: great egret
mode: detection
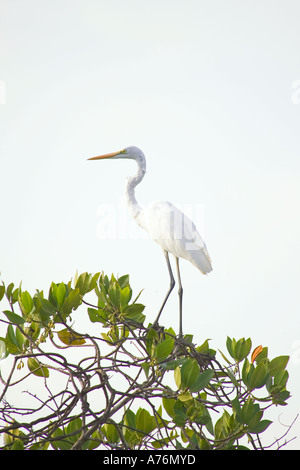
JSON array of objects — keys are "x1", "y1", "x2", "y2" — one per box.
[{"x1": 88, "y1": 146, "x2": 212, "y2": 336}]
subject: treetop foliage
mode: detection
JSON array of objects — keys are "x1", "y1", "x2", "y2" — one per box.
[{"x1": 0, "y1": 272, "x2": 294, "y2": 450}]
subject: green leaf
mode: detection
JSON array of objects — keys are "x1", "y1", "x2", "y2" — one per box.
[
  {"x1": 190, "y1": 403, "x2": 212, "y2": 427},
  {"x1": 102, "y1": 423, "x2": 119, "y2": 444},
  {"x1": 88, "y1": 307, "x2": 107, "y2": 323},
  {"x1": 197, "y1": 339, "x2": 211, "y2": 354},
  {"x1": 108, "y1": 282, "x2": 120, "y2": 308},
  {"x1": 0, "y1": 285, "x2": 5, "y2": 301},
  {"x1": 232, "y1": 396, "x2": 242, "y2": 424},
  {"x1": 122, "y1": 409, "x2": 139, "y2": 447},
  {"x1": 6, "y1": 324, "x2": 17, "y2": 345},
  {"x1": 56, "y1": 283, "x2": 66, "y2": 308},
  {"x1": 197, "y1": 339, "x2": 216, "y2": 358},
  {"x1": 66, "y1": 417, "x2": 82, "y2": 440},
  {"x1": 18, "y1": 291, "x2": 33, "y2": 316},
  {"x1": 248, "y1": 419, "x2": 272, "y2": 434},
  {"x1": 227, "y1": 337, "x2": 252, "y2": 363},
  {"x1": 6, "y1": 283, "x2": 15, "y2": 302},
  {"x1": 189, "y1": 369, "x2": 214, "y2": 393},
  {"x1": 5, "y1": 324, "x2": 23, "y2": 354},
  {"x1": 152, "y1": 432, "x2": 179, "y2": 449},
  {"x1": 239, "y1": 338, "x2": 252, "y2": 361},
  {"x1": 214, "y1": 409, "x2": 231, "y2": 440},
  {"x1": 154, "y1": 338, "x2": 174, "y2": 362},
  {"x1": 173, "y1": 400, "x2": 187, "y2": 426},
  {"x1": 145, "y1": 328, "x2": 158, "y2": 356},
  {"x1": 49, "y1": 282, "x2": 58, "y2": 307},
  {"x1": 87, "y1": 307, "x2": 99, "y2": 323},
  {"x1": 141, "y1": 362, "x2": 150, "y2": 378},
  {"x1": 164, "y1": 327, "x2": 175, "y2": 336},
  {"x1": 267, "y1": 370, "x2": 289, "y2": 395},
  {"x1": 234, "y1": 338, "x2": 252, "y2": 362},
  {"x1": 226, "y1": 336, "x2": 234, "y2": 358},
  {"x1": 123, "y1": 408, "x2": 136, "y2": 430},
  {"x1": 180, "y1": 359, "x2": 200, "y2": 390},
  {"x1": 248, "y1": 361, "x2": 268, "y2": 390},
  {"x1": 61, "y1": 288, "x2": 81, "y2": 315},
  {"x1": 3, "y1": 310, "x2": 25, "y2": 325},
  {"x1": 272, "y1": 390, "x2": 290, "y2": 406},
  {"x1": 183, "y1": 334, "x2": 193, "y2": 343},
  {"x1": 178, "y1": 391, "x2": 193, "y2": 402},
  {"x1": 274, "y1": 369, "x2": 289, "y2": 389},
  {"x1": 136, "y1": 408, "x2": 155, "y2": 435},
  {"x1": 24, "y1": 322, "x2": 40, "y2": 342},
  {"x1": 242, "y1": 357, "x2": 253, "y2": 385},
  {"x1": 27, "y1": 358, "x2": 49, "y2": 378},
  {"x1": 118, "y1": 274, "x2": 130, "y2": 289},
  {"x1": 15, "y1": 327, "x2": 25, "y2": 349},
  {"x1": 241, "y1": 398, "x2": 259, "y2": 425},
  {"x1": 162, "y1": 397, "x2": 176, "y2": 420},
  {"x1": 160, "y1": 358, "x2": 185, "y2": 371},
  {"x1": 51, "y1": 427, "x2": 72, "y2": 450},
  {"x1": 123, "y1": 303, "x2": 145, "y2": 315},
  {"x1": 36, "y1": 296, "x2": 56, "y2": 323},
  {"x1": 122, "y1": 303, "x2": 145, "y2": 323},
  {"x1": 11, "y1": 439, "x2": 24, "y2": 450},
  {"x1": 268, "y1": 356, "x2": 289, "y2": 376},
  {"x1": 101, "y1": 332, "x2": 114, "y2": 344},
  {"x1": 247, "y1": 409, "x2": 263, "y2": 430},
  {"x1": 86, "y1": 431, "x2": 102, "y2": 450},
  {"x1": 174, "y1": 365, "x2": 181, "y2": 389},
  {"x1": 75, "y1": 272, "x2": 100, "y2": 296},
  {"x1": 120, "y1": 285, "x2": 132, "y2": 309},
  {"x1": 57, "y1": 328, "x2": 86, "y2": 346},
  {"x1": 95, "y1": 286, "x2": 106, "y2": 308}
]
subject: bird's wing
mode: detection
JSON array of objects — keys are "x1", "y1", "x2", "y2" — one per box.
[{"x1": 141, "y1": 201, "x2": 212, "y2": 274}]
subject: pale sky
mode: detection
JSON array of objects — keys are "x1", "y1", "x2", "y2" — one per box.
[{"x1": 1, "y1": 0, "x2": 300, "y2": 448}]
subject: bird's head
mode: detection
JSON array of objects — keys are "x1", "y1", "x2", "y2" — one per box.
[
  {"x1": 88, "y1": 146, "x2": 142, "y2": 161},
  {"x1": 88, "y1": 146, "x2": 146, "y2": 171}
]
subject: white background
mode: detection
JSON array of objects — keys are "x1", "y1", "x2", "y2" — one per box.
[{"x1": 0, "y1": 0, "x2": 300, "y2": 448}]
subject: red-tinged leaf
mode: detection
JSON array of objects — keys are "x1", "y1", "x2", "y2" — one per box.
[{"x1": 251, "y1": 345, "x2": 263, "y2": 363}]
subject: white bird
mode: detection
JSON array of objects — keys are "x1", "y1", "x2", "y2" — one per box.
[{"x1": 88, "y1": 146, "x2": 212, "y2": 336}]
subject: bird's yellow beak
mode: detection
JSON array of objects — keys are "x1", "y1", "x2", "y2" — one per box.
[{"x1": 87, "y1": 149, "x2": 126, "y2": 161}]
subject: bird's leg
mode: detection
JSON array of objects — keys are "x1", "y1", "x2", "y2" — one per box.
[
  {"x1": 175, "y1": 257, "x2": 183, "y2": 337},
  {"x1": 153, "y1": 250, "x2": 175, "y2": 328}
]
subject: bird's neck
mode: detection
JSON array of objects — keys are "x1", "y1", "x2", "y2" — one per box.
[{"x1": 125, "y1": 163, "x2": 146, "y2": 227}]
